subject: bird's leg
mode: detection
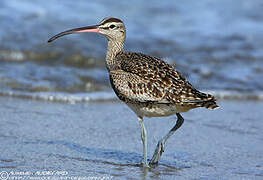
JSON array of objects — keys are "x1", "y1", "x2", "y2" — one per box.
[
  {"x1": 149, "y1": 113, "x2": 184, "y2": 166},
  {"x1": 138, "y1": 116, "x2": 149, "y2": 168}
]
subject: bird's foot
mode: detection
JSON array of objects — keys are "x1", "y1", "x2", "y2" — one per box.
[
  {"x1": 149, "y1": 140, "x2": 165, "y2": 166},
  {"x1": 141, "y1": 160, "x2": 150, "y2": 168}
]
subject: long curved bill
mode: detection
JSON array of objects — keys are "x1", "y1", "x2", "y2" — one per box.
[{"x1": 47, "y1": 25, "x2": 99, "y2": 43}]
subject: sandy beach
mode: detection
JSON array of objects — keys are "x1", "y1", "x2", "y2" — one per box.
[{"x1": 0, "y1": 96, "x2": 262, "y2": 179}]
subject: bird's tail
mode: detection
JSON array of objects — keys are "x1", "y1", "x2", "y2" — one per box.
[
  {"x1": 182, "y1": 90, "x2": 219, "y2": 110},
  {"x1": 200, "y1": 97, "x2": 219, "y2": 109}
]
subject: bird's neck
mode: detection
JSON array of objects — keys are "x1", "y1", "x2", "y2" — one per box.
[{"x1": 106, "y1": 39, "x2": 124, "y2": 70}]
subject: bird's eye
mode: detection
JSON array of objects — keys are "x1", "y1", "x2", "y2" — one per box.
[{"x1": 109, "y1": 24, "x2": 116, "y2": 29}]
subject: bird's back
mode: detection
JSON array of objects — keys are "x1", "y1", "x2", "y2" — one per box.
[{"x1": 109, "y1": 51, "x2": 219, "y2": 113}]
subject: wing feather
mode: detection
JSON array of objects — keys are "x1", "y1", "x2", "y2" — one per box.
[
  {"x1": 110, "y1": 51, "x2": 217, "y2": 106},
  {"x1": 110, "y1": 70, "x2": 169, "y2": 103}
]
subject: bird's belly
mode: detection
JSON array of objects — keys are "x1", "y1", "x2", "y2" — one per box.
[{"x1": 127, "y1": 103, "x2": 178, "y2": 118}]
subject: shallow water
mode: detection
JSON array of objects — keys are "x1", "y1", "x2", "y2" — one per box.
[
  {"x1": 1, "y1": 97, "x2": 263, "y2": 179},
  {"x1": 1, "y1": 0, "x2": 263, "y2": 101}
]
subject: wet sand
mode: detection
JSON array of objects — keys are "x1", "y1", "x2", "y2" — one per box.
[{"x1": 0, "y1": 96, "x2": 263, "y2": 179}]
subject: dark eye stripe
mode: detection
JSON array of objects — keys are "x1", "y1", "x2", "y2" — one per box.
[{"x1": 101, "y1": 27, "x2": 110, "y2": 30}]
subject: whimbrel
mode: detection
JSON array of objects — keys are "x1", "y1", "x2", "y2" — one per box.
[{"x1": 48, "y1": 17, "x2": 219, "y2": 167}]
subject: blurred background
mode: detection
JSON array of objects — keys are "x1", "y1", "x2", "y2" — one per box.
[{"x1": 1, "y1": 0, "x2": 263, "y2": 102}]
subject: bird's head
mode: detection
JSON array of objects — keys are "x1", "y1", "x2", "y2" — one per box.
[{"x1": 48, "y1": 17, "x2": 126, "y2": 43}]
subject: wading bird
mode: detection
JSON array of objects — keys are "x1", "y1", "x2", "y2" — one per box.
[{"x1": 48, "y1": 17, "x2": 219, "y2": 167}]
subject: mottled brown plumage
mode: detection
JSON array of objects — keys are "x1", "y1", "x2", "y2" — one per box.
[
  {"x1": 109, "y1": 51, "x2": 218, "y2": 116},
  {"x1": 48, "y1": 17, "x2": 219, "y2": 168}
]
